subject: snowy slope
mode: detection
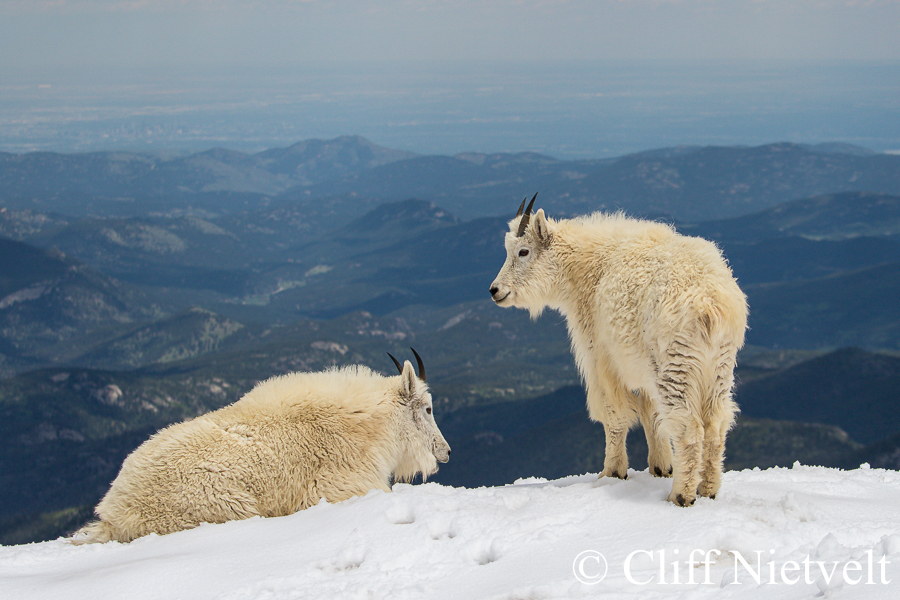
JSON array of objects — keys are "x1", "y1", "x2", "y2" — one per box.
[{"x1": 2, "y1": 465, "x2": 900, "y2": 600}]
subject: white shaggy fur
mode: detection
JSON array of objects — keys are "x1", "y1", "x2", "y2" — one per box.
[
  {"x1": 72, "y1": 361, "x2": 450, "y2": 544},
  {"x1": 490, "y1": 207, "x2": 747, "y2": 506}
]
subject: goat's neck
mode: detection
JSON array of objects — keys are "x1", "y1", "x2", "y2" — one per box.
[
  {"x1": 550, "y1": 231, "x2": 605, "y2": 304},
  {"x1": 545, "y1": 234, "x2": 607, "y2": 342}
]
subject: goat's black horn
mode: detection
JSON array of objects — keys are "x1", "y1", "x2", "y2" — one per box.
[
  {"x1": 516, "y1": 192, "x2": 539, "y2": 237},
  {"x1": 387, "y1": 352, "x2": 403, "y2": 375},
  {"x1": 410, "y1": 347, "x2": 426, "y2": 383},
  {"x1": 515, "y1": 197, "x2": 527, "y2": 218}
]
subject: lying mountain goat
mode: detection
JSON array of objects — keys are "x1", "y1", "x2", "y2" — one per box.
[
  {"x1": 72, "y1": 350, "x2": 450, "y2": 543},
  {"x1": 490, "y1": 195, "x2": 747, "y2": 506}
]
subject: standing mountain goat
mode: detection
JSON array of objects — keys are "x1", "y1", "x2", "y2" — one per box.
[
  {"x1": 490, "y1": 195, "x2": 747, "y2": 506},
  {"x1": 72, "y1": 350, "x2": 450, "y2": 543}
]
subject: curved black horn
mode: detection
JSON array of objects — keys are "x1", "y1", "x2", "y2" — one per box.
[
  {"x1": 386, "y1": 352, "x2": 403, "y2": 375},
  {"x1": 515, "y1": 197, "x2": 527, "y2": 218},
  {"x1": 410, "y1": 347, "x2": 426, "y2": 383},
  {"x1": 516, "y1": 192, "x2": 538, "y2": 237}
]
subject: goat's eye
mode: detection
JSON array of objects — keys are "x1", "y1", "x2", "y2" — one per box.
[
  {"x1": 518, "y1": 248, "x2": 530, "y2": 258},
  {"x1": 426, "y1": 407, "x2": 432, "y2": 414}
]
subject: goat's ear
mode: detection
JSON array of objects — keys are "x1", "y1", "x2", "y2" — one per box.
[
  {"x1": 534, "y1": 209, "x2": 550, "y2": 244},
  {"x1": 399, "y1": 360, "x2": 417, "y2": 401}
]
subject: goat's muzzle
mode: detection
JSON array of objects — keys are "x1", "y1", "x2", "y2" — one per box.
[
  {"x1": 490, "y1": 285, "x2": 510, "y2": 304},
  {"x1": 434, "y1": 443, "x2": 450, "y2": 463}
]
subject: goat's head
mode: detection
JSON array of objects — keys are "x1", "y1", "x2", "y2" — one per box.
[
  {"x1": 489, "y1": 193, "x2": 554, "y2": 317},
  {"x1": 387, "y1": 348, "x2": 450, "y2": 481}
]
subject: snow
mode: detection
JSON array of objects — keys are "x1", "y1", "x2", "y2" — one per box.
[{"x1": 3, "y1": 464, "x2": 900, "y2": 599}]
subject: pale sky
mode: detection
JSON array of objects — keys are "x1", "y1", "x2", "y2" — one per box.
[{"x1": 2, "y1": 0, "x2": 900, "y2": 73}]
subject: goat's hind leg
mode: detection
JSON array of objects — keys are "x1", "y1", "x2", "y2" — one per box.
[
  {"x1": 637, "y1": 390, "x2": 672, "y2": 478},
  {"x1": 666, "y1": 417, "x2": 704, "y2": 507},
  {"x1": 698, "y1": 421, "x2": 727, "y2": 499},
  {"x1": 656, "y1": 343, "x2": 706, "y2": 506},
  {"x1": 698, "y1": 354, "x2": 739, "y2": 499}
]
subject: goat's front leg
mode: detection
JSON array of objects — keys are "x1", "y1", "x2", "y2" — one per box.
[
  {"x1": 600, "y1": 417, "x2": 630, "y2": 479},
  {"x1": 585, "y1": 370, "x2": 635, "y2": 480}
]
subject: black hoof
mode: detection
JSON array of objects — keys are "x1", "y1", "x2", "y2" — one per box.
[{"x1": 675, "y1": 494, "x2": 695, "y2": 507}]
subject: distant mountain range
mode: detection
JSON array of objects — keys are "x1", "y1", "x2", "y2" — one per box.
[
  {"x1": 685, "y1": 190, "x2": 900, "y2": 241},
  {"x1": 3, "y1": 136, "x2": 900, "y2": 221},
  {"x1": 1, "y1": 137, "x2": 898, "y2": 544},
  {"x1": 4, "y1": 188, "x2": 898, "y2": 332},
  {"x1": 0, "y1": 136, "x2": 416, "y2": 211},
  {"x1": 0, "y1": 238, "x2": 165, "y2": 375},
  {"x1": 737, "y1": 347, "x2": 900, "y2": 445}
]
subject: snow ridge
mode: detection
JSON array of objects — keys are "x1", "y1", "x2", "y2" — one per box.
[{"x1": 2, "y1": 465, "x2": 900, "y2": 599}]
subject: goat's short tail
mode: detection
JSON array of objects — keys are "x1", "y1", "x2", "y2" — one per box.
[{"x1": 69, "y1": 520, "x2": 115, "y2": 545}]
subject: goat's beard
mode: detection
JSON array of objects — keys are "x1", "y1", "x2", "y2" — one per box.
[{"x1": 393, "y1": 448, "x2": 439, "y2": 483}]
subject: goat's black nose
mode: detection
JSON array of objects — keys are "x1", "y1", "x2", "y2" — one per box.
[{"x1": 489, "y1": 286, "x2": 499, "y2": 296}]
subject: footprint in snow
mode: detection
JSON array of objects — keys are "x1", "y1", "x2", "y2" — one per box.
[
  {"x1": 424, "y1": 515, "x2": 458, "y2": 540},
  {"x1": 314, "y1": 542, "x2": 366, "y2": 572},
  {"x1": 466, "y1": 539, "x2": 502, "y2": 565},
  {"x1": 385, "y1": 502, "x2": 416, "y2": 525}
]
